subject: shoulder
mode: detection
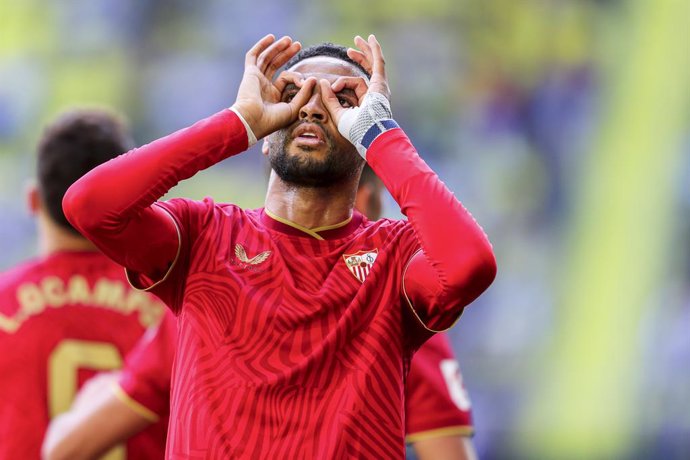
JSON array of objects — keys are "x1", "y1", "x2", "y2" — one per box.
[
  {"x1": 354, "y1": 217, "x2": 415, "y2": 251},
  {"x1": 0, "y1": 259, "x2": 44, "y2": 326},
  {"x1": 358, "y1": 216, "x2": 409, "y2": 235},
  {"x1": 157, "y1": 197, "x2": 250, "y2": 224},
  {"x1": 0, "y1": 258, "x2": 42, "y2": 298}
]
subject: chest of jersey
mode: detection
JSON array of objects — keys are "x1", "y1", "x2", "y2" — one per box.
[{"x1": 179, "y1": 213, "x2": 415, "y2": 387}]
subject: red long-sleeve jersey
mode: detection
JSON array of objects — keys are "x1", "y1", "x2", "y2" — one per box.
[
  {"x1": 118, "y1": 317, "x2": 474, "y2": 447},
  {"x1": 63, "y1": 109, "x2": 495, "y2": 458}
]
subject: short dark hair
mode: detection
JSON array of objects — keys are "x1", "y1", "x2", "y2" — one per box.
[
  {"x1": 37, "y1": 108, "x2": 134, "y2": 234},
  {"x1": 284, "y1": 43, "x2": 371, "y2": 79}
]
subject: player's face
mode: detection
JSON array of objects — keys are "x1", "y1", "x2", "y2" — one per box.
[{"x1": 266, "y1": 57, "x2": 367, "y2": 188}]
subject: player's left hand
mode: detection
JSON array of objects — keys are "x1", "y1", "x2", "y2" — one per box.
[{"x1": 320, "y1": 35, "x2": 395, "y2": 159}]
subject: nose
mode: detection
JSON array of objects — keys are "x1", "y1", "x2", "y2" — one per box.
[{"x1": 299, "y1": 87, "x2": 328, "y2": 123}]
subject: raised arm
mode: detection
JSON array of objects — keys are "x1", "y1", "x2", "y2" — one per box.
[
  {"x1": 63, "y1": 35, "x2": 316, "y2": 281},
  {"x1": 320, "y1": 35, "x2": 496, "y2": 331}
]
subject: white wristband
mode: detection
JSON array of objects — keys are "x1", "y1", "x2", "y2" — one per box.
[
  {"x1": 337, "y1": 92, "x2": 397, "y2": 160},
  {"x1": 229, "y1": 106, "x2": 258, "y2": 147}
]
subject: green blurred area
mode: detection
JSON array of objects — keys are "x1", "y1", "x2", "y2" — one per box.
[{"x1": 520, "y1": 0, "x2": 690, "y2": 458}]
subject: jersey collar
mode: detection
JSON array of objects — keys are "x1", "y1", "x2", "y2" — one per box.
[{"x1": 261, "y1": 208, "x2": 363, "y2": 240}]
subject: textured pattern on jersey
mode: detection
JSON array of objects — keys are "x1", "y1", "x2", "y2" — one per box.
[{"x1": 149, "y1": 200, "x2": 424, "y2": 459}]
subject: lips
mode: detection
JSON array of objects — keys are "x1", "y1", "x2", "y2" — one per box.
[{"x1": 292, "y1": 123, "x2": 326, "y2": 146}]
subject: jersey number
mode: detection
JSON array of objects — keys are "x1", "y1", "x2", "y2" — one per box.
[
  {"x1": 440, "y1": 359, "x2": 472, "y2": 411},
  {"x1": 48, "y1": 339, "x2": 125, "y2": 460}
]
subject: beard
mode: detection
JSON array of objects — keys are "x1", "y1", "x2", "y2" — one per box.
[{"x1": 268, "y1": 123, "x2": 363, "y2": 188}]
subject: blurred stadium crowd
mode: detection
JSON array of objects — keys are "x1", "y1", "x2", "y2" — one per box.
[{"x1": 1, "y1": 1, "x2": 688, "y2": 458}]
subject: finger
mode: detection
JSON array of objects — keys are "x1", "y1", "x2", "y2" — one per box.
[
  {"x1": 245, "y1": 34, "x2": 276, "y2": 66},
  {"x1": 265, "y1": 41, "x2": 301, "y2": 80},
  {"x1": 288, "y1": 77, "x2": 318, "y2": 115},
  {"x1": 256, "y1": 36, "x2": 293, "y2": 73},
  {"x1": 368, "y1": 34, "x2": 387, "y2": 80},
  {"x1": 354, "y1": 35, "x2": 373, "y2": 62},
  {"x1": 318, "y1": 79, "x2": 345, "y2": 119},
  {"x1": 330, "y1": 76, "x2": 369, "y2": 102},
  {"x1": 346, "y1": 49, "x2": 373, "y2": 76},
  {"x1": 274, "y1": 70, "x2": 305, "y2": 94}
]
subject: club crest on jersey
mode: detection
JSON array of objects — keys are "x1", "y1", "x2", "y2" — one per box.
[
  {"x1": 343, "y1": 249, "x2": 378, "y2": 283},
  {"x1": 234, "y1": 244, "x2": 271, "y2": 268}
]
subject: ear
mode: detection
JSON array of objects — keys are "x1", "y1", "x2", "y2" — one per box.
[
  {"x1": 262, "y1": 138, "x2": 270, "y2": 156},
  {"x1": 354, "y1": 184, "x2": 373, "y2": 217},
  {"x1": 26, "y1": 180, "x2": 41, "y2": 215}
]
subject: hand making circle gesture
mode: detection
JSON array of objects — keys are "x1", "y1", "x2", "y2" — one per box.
[
  {"x1": 319, "y1": 34, "x2": 391, "y2": 126},
  {"x1": 233, "y1": 34, "x2": 317, "y2": 140}
]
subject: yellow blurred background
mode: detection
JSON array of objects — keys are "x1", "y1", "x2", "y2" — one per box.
[{"x1": 1, "y1": 1, "x2": 689, "y2": 458}]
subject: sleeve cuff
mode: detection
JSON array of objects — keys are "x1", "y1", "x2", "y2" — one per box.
[
  {"x1": 406, "y1": 425, "x2": 474, "y2": 443},
  {"x1": 229, "y1": 106, "x2": 257, "y2": 147}
]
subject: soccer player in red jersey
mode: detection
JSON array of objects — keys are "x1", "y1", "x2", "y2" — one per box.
[
  {"x1": 63, "y1": 35, "x2": 496, "y2": 458},
  {"x1": 0, "y1": 109, "x2": 167, "y2": 460},
  {"x1": 45, "y1": 167, "x2": 476, "y2": 460}
]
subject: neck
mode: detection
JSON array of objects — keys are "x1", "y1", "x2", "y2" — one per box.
[
  {"x1": 37, "y1": 213, "x2": 98, "y2": 255},
  {"x1": 264, "y1": 171, "x2": 358, "y2": 229}
]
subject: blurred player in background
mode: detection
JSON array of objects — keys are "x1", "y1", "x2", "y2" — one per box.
[
  {"x1": 62, "y1": 35, "x2": 495, "y2": 457},
  {"x1": 0, "y1": 109, "x2": 167, "y2": 460},
  {"x1": 43, "y1": 311, "x2": 176, "y2": 460},
  {"x1": 44, "y1": 166, "x2": 477, "y2": 460}
]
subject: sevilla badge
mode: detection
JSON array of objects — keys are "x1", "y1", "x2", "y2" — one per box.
[{"x1": 343, "y1": 249, "x2": 378, "y2": 283}]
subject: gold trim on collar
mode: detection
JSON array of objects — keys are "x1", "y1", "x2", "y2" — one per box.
[
  {"x1": 312, "y1": 215, "x2": 353, "y2": 232},
  {"x1": 265, "y1": 208, "x2": 352, "y2": 240}
]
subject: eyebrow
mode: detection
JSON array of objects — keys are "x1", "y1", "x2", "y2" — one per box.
[{"x1": 336, "y1": 88, "x2": 357, "y2": 99}]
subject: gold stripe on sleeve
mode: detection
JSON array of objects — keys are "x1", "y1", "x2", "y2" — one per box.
[
  {"x1": 111, "y1": 383, "x2": 160, "y2": 423},
  {"x1": 401, "y1": 249, "x2": 463, "y2": 333},
  {"x1": 405, "y1": 425, "x2": 474, "y2": 443},
  {"x1": 125, "y1": 205, "x2": 182, "y2": 292}
]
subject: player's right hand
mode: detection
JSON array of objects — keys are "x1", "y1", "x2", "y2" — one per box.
[{"x1": 233, "y1": 34, "x2": 316, "y2": 140}]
